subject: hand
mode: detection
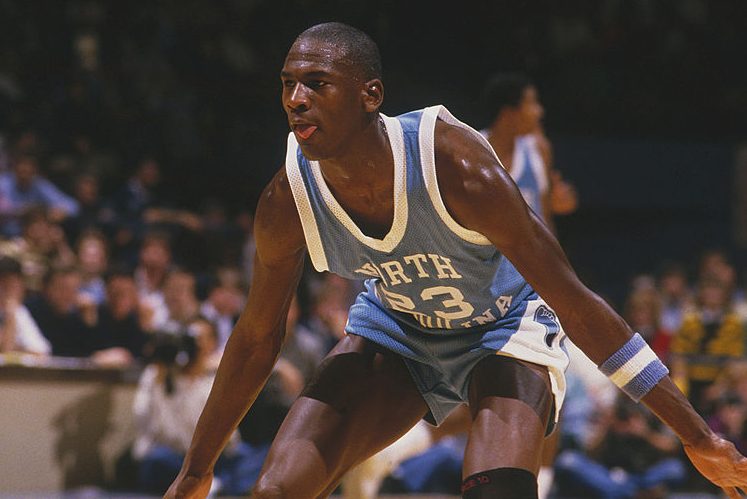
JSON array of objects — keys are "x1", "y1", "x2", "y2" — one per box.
[
  {"x1": 684, "y1": 434, "x2": 747, "y2": 498},
  {"x1": 549, "y1": 171, "x2": 578, "y2": 215},
  {"x1": 164, "y1": 471, "x2": 212, "y2": 499}
]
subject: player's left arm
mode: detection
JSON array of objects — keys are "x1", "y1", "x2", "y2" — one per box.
[{"x1": 434, "y1": 120, "x2": 747, "y2": 496}]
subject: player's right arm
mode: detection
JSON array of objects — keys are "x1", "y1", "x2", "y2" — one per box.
[{"x1": 165, "y1": 168, "x2": 307, "y2": 499}]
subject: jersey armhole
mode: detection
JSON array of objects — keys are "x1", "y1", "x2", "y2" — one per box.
[
  {"x1": 419, "y1": 105, "x2": 493, "y2": 246},
  {"x1": 284, "y1": 133, "x2": 330, "y2": 272}
]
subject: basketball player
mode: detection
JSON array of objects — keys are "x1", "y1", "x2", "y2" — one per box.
[
  {"x1": 481, "y1": 72, "x2": 577, "y2": 233},
  {"x1": 166, "y1": 23, "x2": 747, "y2": 498}
]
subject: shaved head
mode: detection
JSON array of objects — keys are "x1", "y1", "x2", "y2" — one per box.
[{"x1": 294, "y1": 22, "x2": 382, "y2": 81}]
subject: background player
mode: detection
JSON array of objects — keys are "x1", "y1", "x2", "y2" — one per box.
[{"x1": 481, "y1": 72, "x2": 577, "y2": 233}]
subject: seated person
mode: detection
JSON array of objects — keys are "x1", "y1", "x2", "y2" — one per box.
[
  {"x1": 555, "y1": 395, "x2": 686, "y2": 498},
  {"x1": 0, "y1": 154, "x2": 79, "y2": 238},
  {"x1": 0, "y1": 256, "x2": 50, "y2": 355},
  {"x1": 27, "y1": 265, "x2": 93, "y2": 357},
  {"x1": 87, "y1": 268, "x2": 149, "y2": 367}
]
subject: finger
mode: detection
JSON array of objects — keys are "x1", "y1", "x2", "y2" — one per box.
[{"x1": 722, "y1": 486, "x2": 741, "y2": 499}]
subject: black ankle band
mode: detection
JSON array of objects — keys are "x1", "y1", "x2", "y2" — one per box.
[{"x1": 462, "y1": 467, "x2": 537, "y2": 499}]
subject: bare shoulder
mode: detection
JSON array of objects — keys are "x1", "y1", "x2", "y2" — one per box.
[
  {"x1": 254, "y1": 168, "x2": 306, "y2": 265},
  {"x1": 432, "y1": 119, "x2": 520, "y2": 233}
]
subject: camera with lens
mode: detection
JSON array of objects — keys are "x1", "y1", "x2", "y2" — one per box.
[{"x1": 146, "y1": 331, "x2": 198, "y2": 368}]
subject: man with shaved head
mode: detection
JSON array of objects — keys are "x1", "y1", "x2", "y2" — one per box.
[{"x1": 166, "y1": 23, "x2": 747, "y2": 498}]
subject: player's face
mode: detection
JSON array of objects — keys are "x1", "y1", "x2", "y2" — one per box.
[
  {"x1": 517, "y1": 86, "x2": 544, "y2": 134},
  {"x1": 281, "y1": 38, "x2": 369, "y2": 160}
]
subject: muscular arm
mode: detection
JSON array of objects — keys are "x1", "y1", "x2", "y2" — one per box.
[
  {"x1": 177, "y1": 169, "x2": 307, "y2": 478},
  {"x1": 434, "y1": 121, "x2": 709, "y2": 445}
]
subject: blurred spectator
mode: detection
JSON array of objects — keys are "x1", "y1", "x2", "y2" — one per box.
[
  {"x1": 559, "y1": 340, "x2": 618, "y2": 452},
  {"x1": 706, "y1": 392, "x2": 747, "y2": 456},
  {"x1": 697, "y1": 249, "x2": 747, "y2": 316},
  {"x1": 154, "y1": 269, "x2": 201, "y2": 334},
  {"x1": 27, "y1": 265, "x2": 92, "y2": 357},
  {"x1": 87, "y1": 268, "x2": 149, "y2": 367},
  {"x1": 0, "y1": 256, "x2": 50, "y2": 355},
  {"x1": 199, "y1": 199, "x2": 245, "y2": 269},
  {"x1": 199, "y1": 269, "x2": 243, "y2": 354},
  {"x1": 656, "y1": 262, "x2": 694, "y2": 334},
  {"x1": 187, "y1": 316, "x2": 223, "y2": 371},
  {"x1": 0, "y1": 154, "x2": 79, "y2": 237},
  {"x1": 76, "y1": 229, "x2": 109, "y2": 305},
  {"x1": 134, "y1": 231, "x2": 173, "y2": 331},
  {"x1": 62, "y1": 172, "x2": 116, "y2": 243},
  {"x1": 670, "y1": 277, "x2": 746, "y2": 414},
  {"x1": 555, "y1": 396, "x2": 686, "y2": 499},
  {"x1": 0, "y1": 206, "x2": 76, "y2": 295},
  {"x1": 132, "y1": 327, "x2": 259, "y2": 495},
  {"x1": 281, "y1": 295, "x2": 326, "y2": 385},
  {"x1": 307, "y1": 274, "x2": 356, "y2": 353},
  {"x1": 108, "y1": 157, "x2": 201, "y2": 261},
  {"x1": 623, "y1": 286, "x2": 671, "y2": 361},
  {"x1": 705, "y1": 361, "x2": 747, "y2": 415}
]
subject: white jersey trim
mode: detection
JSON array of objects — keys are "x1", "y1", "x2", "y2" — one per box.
[
  {"x1": 308, "y1": 114, "x2": 408, "y2": 253},
  {"x1": 285, "y1": 133, "x2": 330, "y2": 272},
  {"x1": 419, "y1": 105, "x2": 494, "y2": 246}
]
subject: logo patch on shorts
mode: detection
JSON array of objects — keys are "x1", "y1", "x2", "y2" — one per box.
[{"x1": 534, "y1": 304, "x2": 560, "y2": 348}]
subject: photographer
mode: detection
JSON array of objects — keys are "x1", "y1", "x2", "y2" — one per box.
[{"x1": 131, "y1": 319, "x2": 256, "y2": 495}]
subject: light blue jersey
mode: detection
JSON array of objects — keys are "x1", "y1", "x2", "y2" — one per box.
[
  {"x1": 511, "y1": 135, "x2": 549, "y2": 219},
  {"x1": 286, "y1": 106, "x2": 568, "y2": 424}
]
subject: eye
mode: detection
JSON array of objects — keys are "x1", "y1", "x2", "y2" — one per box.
[{"x1": 306, "y1": 80, "x2": 327, "y2": 90}]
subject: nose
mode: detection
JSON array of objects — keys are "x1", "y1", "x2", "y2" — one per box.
[{"x1": 286, "y1": 82, "x2": 309, "y2": 112}]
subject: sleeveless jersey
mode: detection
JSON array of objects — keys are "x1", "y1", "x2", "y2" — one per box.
[
  {"x1": 286, "y1": 106, "x2": 568, "y2": 425},
  {"x1": 286, "y1": 106, "x2": 534, "y2": 334}
]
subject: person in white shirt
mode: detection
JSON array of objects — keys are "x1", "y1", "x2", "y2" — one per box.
[
  {"x1": 133, "y1": 320, "x2": 261, "y2": 495},
  {"x1": 0, "y1": 256, "x2": 50, "y2": 355}
]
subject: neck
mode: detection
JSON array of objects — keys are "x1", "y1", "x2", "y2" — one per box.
[{"x1": 318, "y1": 113, "x2": 391, "y2": 187}]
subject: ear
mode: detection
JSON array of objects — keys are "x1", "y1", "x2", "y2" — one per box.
[{"x1": 362, "y1": 78, "x2": 384, "y2": 113}]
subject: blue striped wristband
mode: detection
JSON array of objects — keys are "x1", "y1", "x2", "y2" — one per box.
[{"x1": 598, "y1": 333, "x2": 669, "y2": 402}]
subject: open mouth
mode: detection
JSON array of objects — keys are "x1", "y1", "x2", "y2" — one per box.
[{"x1": 294, "y1": 124, "x2": 318, "y2": 140}]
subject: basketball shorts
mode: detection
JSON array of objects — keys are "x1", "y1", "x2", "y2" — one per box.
[{"x1": 345, "y1": 285, "x2": 570, "y2": 426}]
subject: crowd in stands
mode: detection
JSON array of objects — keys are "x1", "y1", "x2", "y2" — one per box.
[{"x1": 1, "y1": 122, "x2": 746, "y2": 498}]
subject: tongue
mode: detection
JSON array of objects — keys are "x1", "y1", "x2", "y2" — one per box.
[{"x1": 296, "y1": 125, "x2": 318, "y2": 140}]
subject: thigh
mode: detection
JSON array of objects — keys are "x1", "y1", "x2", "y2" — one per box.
[
  {"x1": 463, "y1": 355, "x2": 553, "y2": 477},
  {"x1": 254, "y1": 334, "x2": 428, "y2": 498}
]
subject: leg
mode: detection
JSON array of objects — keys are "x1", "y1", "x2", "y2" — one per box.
[
  {"x1": 461, "y1": 355, "x2": 554, "y2": 498},
  {"x1": 253, "y1": 334, "x2": 428, "y2": 498}
]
